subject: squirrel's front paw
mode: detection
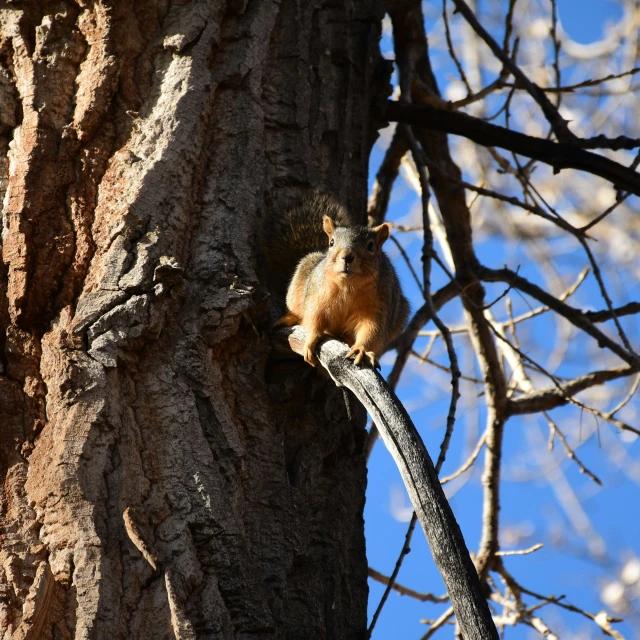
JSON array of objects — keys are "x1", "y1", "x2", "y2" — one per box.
[
  {"x1": 345, "y1": 345, "x2": 379, "y2": 368},
  {"x1": 303, "y1": 343, "x2": 319, "y2": 367}
]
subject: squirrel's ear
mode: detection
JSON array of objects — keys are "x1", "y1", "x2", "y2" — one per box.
[
  {"x1": 323, "y1": 215, "x2": 335, "y2": 238},
  {"x1": 373, "y1": 222, "x2": 391, "y2": 247}
]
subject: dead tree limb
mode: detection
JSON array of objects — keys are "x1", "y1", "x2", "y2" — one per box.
[
  {"x1": 279, "y1": 326, "x2": 499, "y2": 640},
  {"x1": 385, "y1": 101, "x2": 640, "y2": 195}
]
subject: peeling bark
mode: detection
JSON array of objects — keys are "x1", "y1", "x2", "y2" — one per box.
[{"x1": 0, "y1": 1, "x2": 383, "y2": 638}]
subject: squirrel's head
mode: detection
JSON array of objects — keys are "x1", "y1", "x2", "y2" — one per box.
[{"x1": 322, "y1": 216, "x2": 390, "y2": 282}]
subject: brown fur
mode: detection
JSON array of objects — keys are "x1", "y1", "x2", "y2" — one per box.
[{"x1": 275, "y1": 199, "x2": 409, "y2": 368}]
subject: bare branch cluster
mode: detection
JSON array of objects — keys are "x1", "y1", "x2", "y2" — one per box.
[{"x1": 366, "y1": 0, "x2": 640, "y2": 636}]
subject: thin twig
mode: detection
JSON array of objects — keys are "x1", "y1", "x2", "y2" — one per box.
[
  {"x1": 496, "y1": 543, "x2": 543, "y2": 557},
  {"x1": 389, "y1": 234, "x2": 424, "y2": 296},
  {"x1": 507, "y1": 66, "x2": 640, "y2": 93},
  {"x1": 390, "y1": 223, "x2": 424, "y2": 233},
  {"x1": 367, "y1": 514, "x2": 419, "y2": 637},
  {"x1": 449, "y1": 75, "x2": 509, "y2": 109},
  {"x1": 368, "y1": 126, "x2": 409, "y2": 226},
  {"x1": 440, "y1": 432, "x2": 487, "y2": 484},
  {"x1": 506, "y1": 574, "x2": 624, "y2": 638},
  {"x1": 442, "y1": 0, "x2": 472, "y2": 93},
  {"x1": 368, "y1": 567, "x2": 448, "y2": 603},
  {"x1": 502, "y1": 0, "x2": 518, "y2": 54},
  {"x1": 580, "y1": 192, "x2": 631, "y2": 232},
  {"x1": 406, "y1": 127, "x2": 461, "y2": 473},
  {"x1": 410, "y1": 350, "x2": 485, "y2": 386},
  {"x1": 542, "y1": 412, "x2": 602, "y2": 485},
  {"x1": 575, "y1": 234, "x2": 637, "y2": 358},
  {"x1": 419, "y1": 606, "x2": 456, "y2": 640},
  {"x1": 549, "y1": 0, "x2": 562, "y2": 108},
  {"x1": 580, "y1": 149, "x2": 639, "y2": 233},
  {"x1": 607, "y1": 373, "x2": 640, "y2": 417}
]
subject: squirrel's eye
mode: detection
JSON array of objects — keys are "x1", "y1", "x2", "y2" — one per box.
[
  {"x1": 367, "y1": 240, "x2": 375, "y2": 252},
  {"x1": 330, "y1": 238, "x2": 335, "y2": 247}
]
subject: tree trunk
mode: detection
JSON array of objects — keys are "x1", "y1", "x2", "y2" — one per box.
[{"x1": 0, "y1": 2, "x2": 384, "y2": 638}]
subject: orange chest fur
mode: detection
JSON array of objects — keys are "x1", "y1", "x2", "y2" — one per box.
[{"x1": 309, "y1": 278, "x2": 380, "y2": 340}]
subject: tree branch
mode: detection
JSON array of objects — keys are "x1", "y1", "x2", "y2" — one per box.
[
  {"x1": 449, "y1": 0, "x2": 575, "y2": 141},
  {"x1": 508, "y1": 366, "x2": 637, "y2": 415},
  {"x1": 479, "y1": 266, "x2": 640, "y2": 367},
  {"x1": 368, "y1": 567, "x2": 448, "y2": 603},
  {"x1": 368, "y1": 126, "x2": 409, "y2": 226},
  {"x1": 385, "y1": 101, "x2": 640, "y2": 196},
  {"x1": 583, "y1": 302, "x2": 640, "y2": 323},
  {"x1": 279, "y1": 326, "x2": 499, "y2": 640}
]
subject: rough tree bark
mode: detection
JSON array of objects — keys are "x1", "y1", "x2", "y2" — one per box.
[{"x1": 0, "y1": 1, "x2": 386, "y2": 638}]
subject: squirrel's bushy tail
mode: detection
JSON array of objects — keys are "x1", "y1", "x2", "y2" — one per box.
[{"x1": 265, "y1": 192, "x2": 356, "y2": 297}]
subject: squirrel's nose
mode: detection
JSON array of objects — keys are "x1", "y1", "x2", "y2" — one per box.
[{"x1": 342, "y1": 252, "x2": 355, "y2": 264}]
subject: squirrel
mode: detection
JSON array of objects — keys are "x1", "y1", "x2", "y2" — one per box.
[{"x1": 269, "y1": 192, "x2": 409, "y2": 369}]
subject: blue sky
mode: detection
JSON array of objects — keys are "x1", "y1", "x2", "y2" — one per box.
[
  {"x1": 556, "y1": 0, "x2": 622, "y2": 44},
  {"x1": 365, "y1": 1, "x2": 640, "y2": 638}
]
